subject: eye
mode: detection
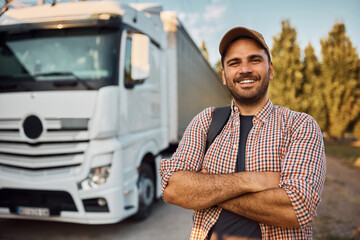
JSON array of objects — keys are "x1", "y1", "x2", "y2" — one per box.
[
  {"x1": 251, "y1": 58, "x2": 261, "y2": 63},
  {"x1": 228, "y1": 61, "x2": 240, "y2": 67},
  {"x1": 250, "y1": 56, "x2": 263, "y2": 63}
]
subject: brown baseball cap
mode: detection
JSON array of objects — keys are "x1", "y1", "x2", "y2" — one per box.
[{"x1": 219, "y1": 27, "x2": 270, "y2": 60}]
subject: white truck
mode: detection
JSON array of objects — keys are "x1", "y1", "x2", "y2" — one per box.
[{"x1": 0, "y1": 1, "x2": 229, "y2": 224}]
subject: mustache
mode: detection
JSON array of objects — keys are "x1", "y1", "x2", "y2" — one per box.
[{"x1": 234, "y1": 74, "x2": 260, "y2": 82}]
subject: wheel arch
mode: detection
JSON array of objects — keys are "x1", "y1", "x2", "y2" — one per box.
[
  {"x1": 135, "y1": 140, "x2": 157, "y2": 170},
  {"x1": 135, "y1": 140, "x2": 161, "y2": 198}
]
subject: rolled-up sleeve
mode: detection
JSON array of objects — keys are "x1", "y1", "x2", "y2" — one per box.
[
  {"x1": 279, "y1": 115, "x2": 326, "y2": 228},
  {"x1": 160, "y1": 107, "x2": 214, "y2": 193}
]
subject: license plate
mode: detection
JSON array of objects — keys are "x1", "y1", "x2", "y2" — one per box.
[{"x1": 16, "y1": 206, "x2": 50, "y2": 217}]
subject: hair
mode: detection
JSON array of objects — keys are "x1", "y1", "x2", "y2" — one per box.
[{"x1": 221, "y1": 37, "x2": 271, "y2": 67}]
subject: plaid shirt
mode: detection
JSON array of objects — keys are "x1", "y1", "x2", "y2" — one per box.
[{"x1": 160, "y1": 100, "x2": 326, "y2": 239}]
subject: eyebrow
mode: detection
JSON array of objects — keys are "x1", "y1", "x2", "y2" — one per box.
[
  {"x1": 225, "y1": 54, "x2": 265, "y2": 65},
  {"x1": 249, "y1": 54, "x2": 264, "y2": 60}
]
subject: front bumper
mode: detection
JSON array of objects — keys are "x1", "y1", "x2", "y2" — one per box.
[{"x1": 0, "y1": 163, "x2": 136, "y2": 224}]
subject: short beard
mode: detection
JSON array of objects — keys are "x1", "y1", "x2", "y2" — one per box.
[{"x1": 225, "y1": 71, "x2": 270, "y2": 106}]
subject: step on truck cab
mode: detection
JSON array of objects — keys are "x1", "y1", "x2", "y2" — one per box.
[{"x1": 0, "y1": 0, "x2": 229, "y2": 224}]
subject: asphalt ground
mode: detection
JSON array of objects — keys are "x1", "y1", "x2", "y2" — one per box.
[
  {"x1": 1, "y1": 154, "x2": 359, "y2": 240},
  {"x1": 0, "y1": 200, "x2": 193, "y2": 240}
]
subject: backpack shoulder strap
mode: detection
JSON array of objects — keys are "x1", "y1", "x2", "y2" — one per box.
[{"x1": 205, "y1": 106, "x2": 231, "y2": 153}]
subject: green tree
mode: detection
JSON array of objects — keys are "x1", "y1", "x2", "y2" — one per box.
[
  {"x1": 302, "y1": 43, "x2": 327, "y2": 130},
  {"x1": 200, "y1": 40, "x2": 209, "y2": 62},
  {"x1": 269, "y1": 20, "x2": 305, "y2": 112},
  {"x1": 321, "y1": 22, "x2": 360, "y2": 139}
]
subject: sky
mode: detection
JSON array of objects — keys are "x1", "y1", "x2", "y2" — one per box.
[{"x1": 121, "y1": 0, "x2": 360, "y2": 66}]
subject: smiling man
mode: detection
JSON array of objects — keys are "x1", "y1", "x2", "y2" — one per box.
[{"x1": 160, "y1": 27, "x2": 326, "y2": 240}]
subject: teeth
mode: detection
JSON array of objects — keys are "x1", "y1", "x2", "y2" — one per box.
[{"x1": 240, "y1": 80, "x2": 255, "y2": 84}]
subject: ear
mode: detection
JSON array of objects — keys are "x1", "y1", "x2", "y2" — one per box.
[
  {"x1": 221, "y1": 67, "x2": 227, "y2": 86},
  {"x1": 269, "y1": 62, "x2": 274, "y2": 81}
]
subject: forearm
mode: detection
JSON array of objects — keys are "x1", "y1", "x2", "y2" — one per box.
[
  {"x1": 219, "y1": 188, "x2": 300, "y2": 228},
  {"x1": 163, "y1": 170, "x2": 280, "y2": 210}
]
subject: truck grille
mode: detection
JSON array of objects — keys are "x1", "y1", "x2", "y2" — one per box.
[{"x1": 0, "y1": 118, "x2": 90, "y2": 170}]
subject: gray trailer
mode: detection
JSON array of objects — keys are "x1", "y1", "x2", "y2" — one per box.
[{"x1": 161, "y1": 11, "x2": 230, "y2": 143}]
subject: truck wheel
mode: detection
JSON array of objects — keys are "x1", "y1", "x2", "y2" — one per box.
[{"x1": 134, "y1": 162, "x2": 155, "y2": 220}]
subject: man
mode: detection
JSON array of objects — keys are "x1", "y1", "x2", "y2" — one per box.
[{"x1": 160, "y1": 27, "x2": 326, "y2": 240}]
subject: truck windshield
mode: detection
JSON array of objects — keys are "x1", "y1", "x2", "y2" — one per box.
[{"x1": 0, "y1": 27, "x2": 119, "y2": 92}]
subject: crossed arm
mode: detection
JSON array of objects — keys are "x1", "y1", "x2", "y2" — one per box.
[
  {"x1": 163, "y1": 170, "x2": 300, "y2": 228},
  {"x1": 161, "y1": 109, "x2": 325, "y2": 229}
]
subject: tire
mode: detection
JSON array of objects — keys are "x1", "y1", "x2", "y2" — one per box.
[{"x1": 133, "y1": 162, "x2": 155, "y2": 221}]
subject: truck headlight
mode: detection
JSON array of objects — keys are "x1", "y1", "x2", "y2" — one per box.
[{"x1": 78, "y1": 165, "x2": 111, "y2": 190}]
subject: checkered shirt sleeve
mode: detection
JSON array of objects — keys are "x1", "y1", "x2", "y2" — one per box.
[
  {"x1": 279, "y1": 112, "x2": 326, "y2": 228},
  {"x1": 160, "y1": 107, "x2": 214, "y2": 193}
]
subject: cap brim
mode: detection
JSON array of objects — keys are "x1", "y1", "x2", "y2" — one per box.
[{"x1": 219, "y1": 27, "x2": 269, "y2": 57}]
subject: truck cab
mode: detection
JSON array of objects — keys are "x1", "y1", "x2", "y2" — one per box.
[{"x1": 0, "y1": 1, "x2": 167, "y2": 224}]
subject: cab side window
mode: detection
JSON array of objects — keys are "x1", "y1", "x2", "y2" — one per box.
[{"x1": 124, "y1": 37, "x2": 136, "y2": 88}]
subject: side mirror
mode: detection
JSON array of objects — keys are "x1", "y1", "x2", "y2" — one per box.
[{"x1": 131, "y1": 33, "x2": 150, "y2": 81}]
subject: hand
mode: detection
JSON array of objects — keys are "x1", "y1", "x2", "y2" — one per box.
[
  {"x1": 252, "y1": 172, "x2": 281, "y2": 192},
  {"x1": 200, "y1": 168, "x2": 210, "y2": 174}
]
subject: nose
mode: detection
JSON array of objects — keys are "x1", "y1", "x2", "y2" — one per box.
[{"x1": 239, "y1": 62, "x2": 252, "y2": 74}]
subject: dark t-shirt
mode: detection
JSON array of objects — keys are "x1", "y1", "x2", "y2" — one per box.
[{"x1": 208, "y1": 115, "x2": 262, "y2": 240}]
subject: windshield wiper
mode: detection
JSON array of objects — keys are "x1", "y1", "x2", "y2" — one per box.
[
  {"x1": 0, "y1": 75, "x2": 32, "y2": 91},
  {"x1": 34, "y1": 72, "x2": 93, "y2": 90}
]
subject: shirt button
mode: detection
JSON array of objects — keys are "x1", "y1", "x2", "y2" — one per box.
[{"x1": 233, "y1": 144, "x2": 237, "y2": 149}]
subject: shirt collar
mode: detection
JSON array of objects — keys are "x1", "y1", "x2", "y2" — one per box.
[
  {"x1": 230, "y1": 99, "x2": 274, "y2": 123},
  {"x1": 254, "y1": 99, "x2": 274, "y2": 123},
  {"x1": 231, "y1": 101, "x2": 240, "y2": 114}
]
